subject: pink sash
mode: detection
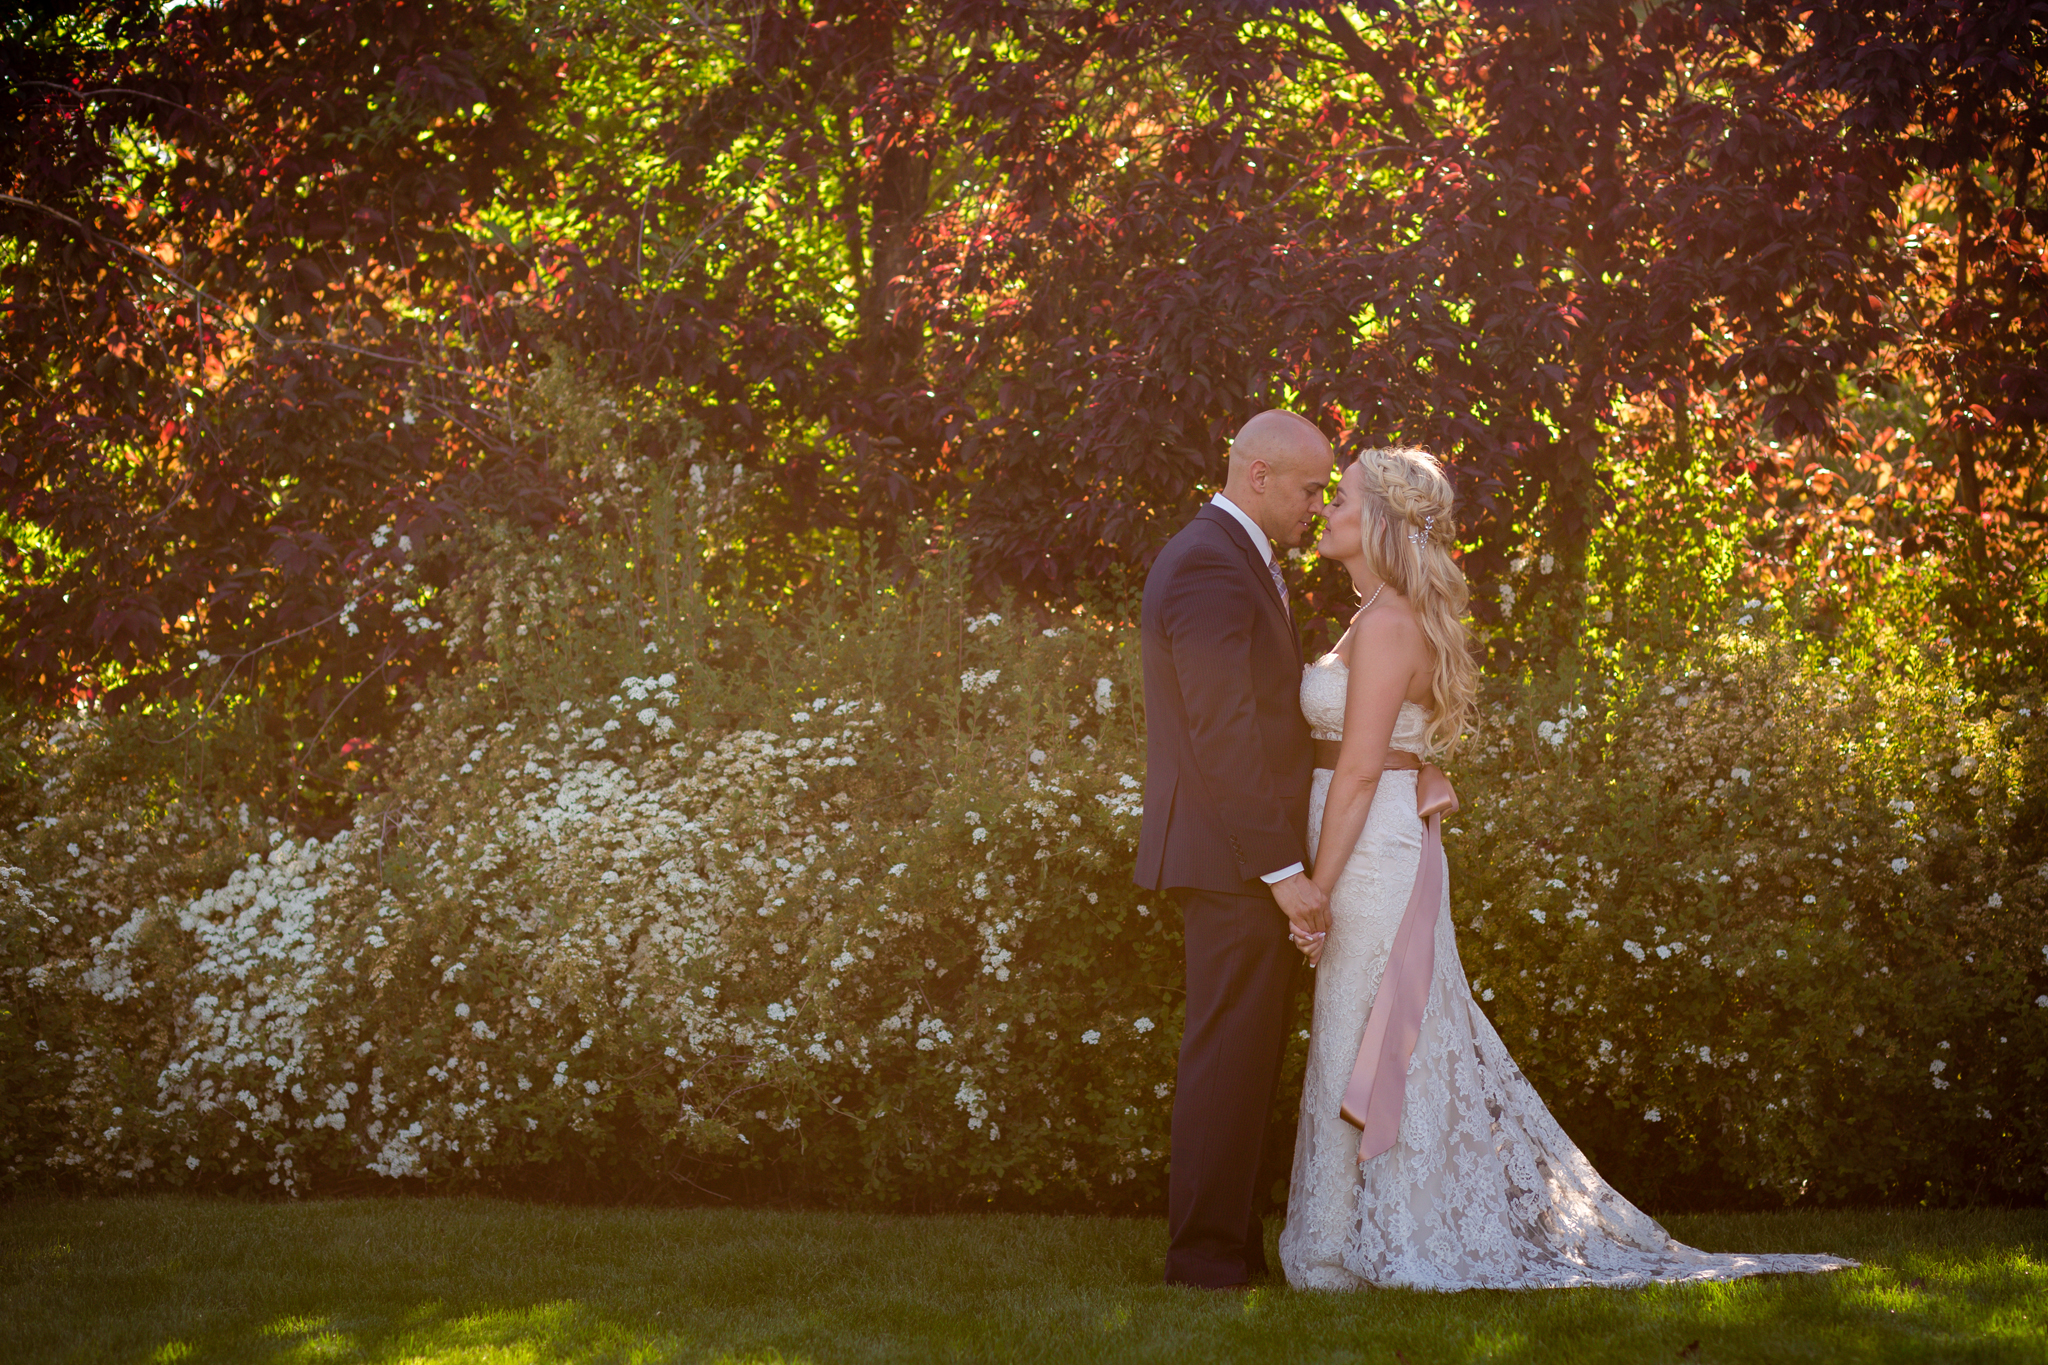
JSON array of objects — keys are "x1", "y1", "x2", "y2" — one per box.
[{"x1": 1339, "y1": 762, "x2": 1460, "y2": 1163}]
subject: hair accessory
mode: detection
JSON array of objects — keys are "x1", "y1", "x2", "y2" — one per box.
[{"x1": 1408, "y1": 514, "x2": 1434, "y2": 546}]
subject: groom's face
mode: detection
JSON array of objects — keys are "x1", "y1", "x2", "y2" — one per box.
[{"x1": 1260, "y1": 452, "x2": 1337, "y2": 550}]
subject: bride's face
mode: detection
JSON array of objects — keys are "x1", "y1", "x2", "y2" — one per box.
[{"x1": 1316, "y1": 472, "x2": 1363, "y2": 560}]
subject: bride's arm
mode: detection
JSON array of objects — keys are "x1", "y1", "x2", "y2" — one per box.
[{"x1": 1311, "y1": 609, "x2": 1425, "y2": 898}]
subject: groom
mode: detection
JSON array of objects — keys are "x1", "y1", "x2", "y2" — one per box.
[{"x1": 1136, "y1": 409, "x2": 1335, "y2": 1288}]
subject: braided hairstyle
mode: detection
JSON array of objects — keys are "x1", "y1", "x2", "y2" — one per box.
[{"x1": 1347, "y1": 447, "x2": 1477, "y2": 755}]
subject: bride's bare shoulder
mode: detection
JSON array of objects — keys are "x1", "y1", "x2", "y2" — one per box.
[
  {"x1": 1350, "y1": 596, "x2": 1424, "y2": 646},
  {"x1": 1332, "y1": 595, "x2": 1422, "y2": 668}
]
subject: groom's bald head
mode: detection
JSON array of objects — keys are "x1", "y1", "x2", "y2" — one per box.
[
  {"x1": 1227, "y1": 409, "x2": 1329, "y2": 479},
  {"x1": 1221, "y1": 409, "x2": 1335, "y2": 550}
]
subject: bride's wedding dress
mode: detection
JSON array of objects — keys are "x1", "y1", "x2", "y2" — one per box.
[{"x1": 1278, "y1": 654, "x2": 1855, "y2": 1291}]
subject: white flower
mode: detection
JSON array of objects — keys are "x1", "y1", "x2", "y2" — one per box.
[
  {"x1": 1929, "y1": 1059, "x2": 1946, "y2": 1074},
  {"x1": 1528, "y1": 908, "x2": 1546, "y2": 925},
  {"x1": 960, "y1": 668, "x2": 1000, "y2": 694},
  {"x1": 1891, "y1": 858, "x2": 1910, "y2": 874},
  {"x1": 1655, "y1": 944, "x2": 1673, "y2": 959},
  {"x1": 454, "y1": 1002, "x2": 470, "y2": 1018},
  {"x1": 1986, "y1": 892, "x2": 2002, "y2": 908},
  {"x1": 1029, "y1": 749, "x2": 1047, "y2": 765},
  {"x1": 1622, "y1": 940, "x2": 1646, "y2": 962},
  {"x1": 888, "y1": 863, "x2": 908, "y2": 877},
  {"x1": 965, "y1": 612, "x2": 1002, "y2": 633},
  {"x1": 1538, "y1": 553, "x2": 1554, "y2": 574},
  {"x1": 1094, "y1": 678, "x2": 1115, "y2": 714},
  {"x1": 1133, "y1": 1017, "x2": 1155, "y2": 1034},
  {"x1": 1081, "y1": 1030, "x2": 1101, "y2": 1045},
  {"x1": 1730, "y1": 767, "x2": 1751, "y2": 785},
  {"x1": 971, "y1": 827, "x2": 988, "y2": 844},
  {"x1": 1480, "y1": 988, "x2": 1495, "y2": 1002},
  {"x1": 1643, "y1": 1107, "x2": 1661, "y2": 1122},
  {"x1": 2036, "y1": 995, "x2": 2048, "y2": 1008}
]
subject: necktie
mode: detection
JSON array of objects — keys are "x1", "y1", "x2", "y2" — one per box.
[{"x1": 1268, "y1": 560, "x2": 1291, "y2": 621}]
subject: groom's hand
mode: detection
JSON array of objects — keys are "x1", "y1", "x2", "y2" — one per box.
[{"x1": 1270, "y1": 871, "x2": 1329, "y2": 942}]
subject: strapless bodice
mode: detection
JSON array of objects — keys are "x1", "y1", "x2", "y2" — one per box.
[{"x1": 1301, "y1": 653, "x2": 1430, "y2": 752}]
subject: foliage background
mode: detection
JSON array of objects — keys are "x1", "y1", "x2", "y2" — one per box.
[
  {"x1": 3, "y1": 385, "x2": 2043, "y2": 1210},
  {"x1": 3, "y1": 0, "x2": 2046, "y2": 1210}
]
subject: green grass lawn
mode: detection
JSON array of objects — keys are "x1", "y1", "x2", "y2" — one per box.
[{"x1": 0, "y1": 1199, "x2": 2042, "y2": 1364}]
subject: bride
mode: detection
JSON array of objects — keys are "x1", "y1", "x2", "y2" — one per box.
[{"x1": 1276, "y1": 447, "x2": 1855, "y2": 1291}]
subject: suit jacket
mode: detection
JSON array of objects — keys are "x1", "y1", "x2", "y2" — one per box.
[{"x1": 1134, "y1": 505, "x2": 1314, "y2": 894}]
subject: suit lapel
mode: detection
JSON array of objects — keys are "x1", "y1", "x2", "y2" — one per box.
[{"x1": 1198, "y1": 505, "x2": 1300, "y2": 665}]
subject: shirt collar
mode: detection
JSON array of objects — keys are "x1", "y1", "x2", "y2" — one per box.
[{"x1": 1209, "y1": 493, "x2": 1273, "y2": 566}]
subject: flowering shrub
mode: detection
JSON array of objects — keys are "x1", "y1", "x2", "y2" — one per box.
[
  {"x1": 1, "y1": 454, "x2": 1188, "y2": 1202},
  {"x1": 5, "y1": 457, "x2": 2043, "y2": 1206},
  {"x1": 1449, "y1": 616, "x2": 2048, "y2": 1206}
]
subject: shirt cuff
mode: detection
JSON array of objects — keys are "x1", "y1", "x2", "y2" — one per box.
[{"x1": 1259, "y1": 862, "x2": 1306, "y2": 885}]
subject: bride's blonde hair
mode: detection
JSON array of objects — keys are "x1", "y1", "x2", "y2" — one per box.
[{"x1": 1347, "y1": 446, "x2": 1477, "y2": 755}]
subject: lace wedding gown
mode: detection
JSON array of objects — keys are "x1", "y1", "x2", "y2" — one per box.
[{"x1": 1277, "y1": 655, "x2": 1855, "y2": 1291}]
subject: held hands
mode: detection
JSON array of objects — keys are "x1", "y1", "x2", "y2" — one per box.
[{"x1": 1270, "y1": 871, "x2": 1330, "y2": 967}]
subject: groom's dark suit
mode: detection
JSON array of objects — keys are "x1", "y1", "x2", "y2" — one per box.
[{"x1": 1136, "y1": 503, "x2": 1314, "y2": 1287}]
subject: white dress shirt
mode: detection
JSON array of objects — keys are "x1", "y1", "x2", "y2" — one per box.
[
  {"x1": 1208, "y1": 494, "x2": 1306, "y2": 887},
  {"x1": 1210, "y1": 492, "x2": 1272, "y2": 565}
]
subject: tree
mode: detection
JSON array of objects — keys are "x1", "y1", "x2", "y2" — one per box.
[
  {"x1": 6, "y1": 0, "x2": 2043, "y2": 759},
  {"x1": 1742, "y1": 0, "x2": 2048, "y2": 680},
  {"x1": 2, "y1": 0, "x2": 556, "y2": 812},
  {"x1": 522, "y1": 0, "x2": 1988, "y2": 648}
]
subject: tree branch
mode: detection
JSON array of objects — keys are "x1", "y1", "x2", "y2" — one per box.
[
  {"x1": 18, "y1": 80, "x2": 228, "y2": 127},
  {"x1": 1300, "y1": 6, "x2": 1430, "y2": 144},
  {"x1": 0, "y1": 192, "x2": 513, "y2": 385}
]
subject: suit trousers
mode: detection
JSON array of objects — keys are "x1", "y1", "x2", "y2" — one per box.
[{"x1": 1164, "y1": 885, "x2": 1299, "y2": 1287}]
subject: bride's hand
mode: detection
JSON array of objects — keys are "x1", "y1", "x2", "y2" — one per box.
[
  {"x1": 1289, "y1": 929, "x2": 1325, "y2": 967},
  {"x1": 1296, "y1": 876, "x2": 1339, "y2": 965}
]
